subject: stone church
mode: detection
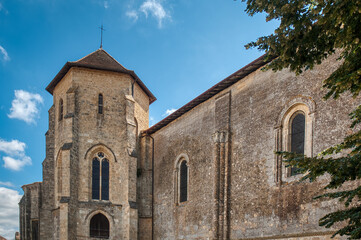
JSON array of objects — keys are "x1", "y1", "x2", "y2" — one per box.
[{"x1": 19, "y1": 48, "x2": 356, "y2": 240}]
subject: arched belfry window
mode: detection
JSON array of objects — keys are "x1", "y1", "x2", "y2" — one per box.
[
  {"x1": 90, "y1": 213, "x2": 109, "y2": 239},
  {"x1": 179, "y1": 160, "x2": 188, "y2": 203},
  {"x1": 92, "y1": 152, "x2": 109, "y2": 200},
  {"x1": 59, "y1": 98, "x2": 63, "y2": 121},
  {"x1": 98, "y1": 94, "x2": 103, "y2": 114},
  {"x1": 290, "y1": 112, "x2": 305, "y2": 176}
]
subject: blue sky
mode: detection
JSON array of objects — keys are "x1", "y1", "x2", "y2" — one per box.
[{"x1": 0, "y1": 0, "x2": 278, "y2": 238}]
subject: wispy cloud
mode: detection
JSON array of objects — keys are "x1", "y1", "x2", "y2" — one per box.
[
  {"x1": 149, "y1": 116, "x2": 156, "y2": 126},
  {"x1": 0, "y1": 139, "x2": 32, "y2": 171},
  {"x1": 0, "y1": 187, "x2": 22, "y2": 239},
  {"x1": 8, "y1": 90, "x2": 43, "y2": 124},
  {"x1": 0, "y1": 45, "x2": 10, "y2": 61},
  {"x1": 126, "y1": 10, "x2": 139, "y2": 22},
  {"x1": 0, "y1": 181, "x2": 15, "y2": 188},
  {"x1": 140, "y1": 0, "x2": 169, "y2": 27},
  {"x1": 163, "y1": 108, "x2": 177, "y2": 117},
  {"x1": 104, "y1": 0, "x2": 109, "y2": 9},
  {"x1": 126, "y1": 0, "x2": 170, "y2": 28},
  {"x1": 0, "y1": 2, "x2": 9, "y2": 15}
]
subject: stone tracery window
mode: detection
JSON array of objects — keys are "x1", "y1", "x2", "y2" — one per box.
[
  {"x1": 92, "y1": 152, "x2": 109, "y2": 200},
  {"x1": 90, "y1": 213, "x2": 109, "y2": 239}
]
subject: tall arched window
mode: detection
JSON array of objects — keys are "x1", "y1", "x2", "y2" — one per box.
[
  {"x1": 179, "y1": 160, "x2": 188, "y2": 203},
  {"x1": 101, "y1": 159, "x2": 109, "y2": 200},
  {"x1": 92, "y1": 158, "x2": 100, "y2": 200},
  {"x1": 90, "y1": 213, "x2": 109, "y2": 239},
  {"x1": 92, "y1": 152, "x2": 109, "y2": 200},
  {"x1": 290, "y1": 112, "x2": 305, "y2": 176},
  {"x1": 277, "y1": 99, "x2": 315, "y2": 182},
  {"x1": 98, "y1": 94, "x2": 103, "y2": 114},
  {"x1": 59, "y1": 98, "x2": 63, "y2": 121}
]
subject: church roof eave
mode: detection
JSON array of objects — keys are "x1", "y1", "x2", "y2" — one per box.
[
  {"x1": 142, "y1": 54, "x2": 274, "y2": 135},
  {"x1": 45, "y1": 49, "x2": 156, "y2": 104}
]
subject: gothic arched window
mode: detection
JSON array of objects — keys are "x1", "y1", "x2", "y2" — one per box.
[
  {"x1": 92, "y1": 158, "x2": 100, "y2": 200},
  {"x1": 290, "y1": 112, "x2": 305, "y2": 176},
  {"x1": 59, "y1": 98, "x2": 63, "y2": 121},
  {"x1": 90, "y1": 213, "x2": 109, "y2": 239},
  {"x1": 179, "y1": 160, "x2": 188, "y2": 203},
  {"x1": 98, "y1": 94, "x2": 103, "y2": 114},
  {"x1": 101, "y1": 159, "x2": 109, "y2": 201},
  {"x1": 92, "y1": 152, "x2": 109, "y2": 200}
]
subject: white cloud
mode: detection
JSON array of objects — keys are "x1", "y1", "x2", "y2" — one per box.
[
  {"x1": 0, "y1": 139, "x2": 32, "y2": 171},
  {"x1": 0, "y1": 181, "x2": 15, "y2": 188},
  {"x1": 3, "y1": 156, "x2": 31, "y2": 171},
  {"x1": 126, "y1": 0, "x2": 170, "y2": 27},
  {"x1": 0, "y1": 139, "x2": 26, "y2": 156},
  {"x1": 163, "y1": 108, "x2": 177, "y2": 117},
  {"x1": 8, "y1": 90, "x2": 43, "y2": 124},
  {"x1": 0, "y1": 45, "x2": 10, "y2": 61},
  {"x1": 0, "y1": 187, "x2": 22, "y2": 239},
  {"x1": 126, "y1": 10, "x2": 139, "y2": 22},
  {"x1": 140, "y1": 0, "x2": 169, "y2": 27}
]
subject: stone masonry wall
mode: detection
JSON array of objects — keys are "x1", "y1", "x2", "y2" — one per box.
[
  {"x1": 19, "y1": 182, "x2": 42, "y2": 240},
  {"x1": 151, "y1": 96, "x2": 216, "y2": 239},
  {"x1": 39, "y1": 105, "x2": 55, "y2": 239},
  {"x1": 149, "y1": 54, "x2": 358, "y2": 239},
  {"x1": 49, "y1": 66, "x2": 150, "y2": 239}
]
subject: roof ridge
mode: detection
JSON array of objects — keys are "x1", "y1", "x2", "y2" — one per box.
[
  {"x1": 73, "y1": 48, "x2": 102, "y2": 63},
  {"x1": 100, "y1": 48, "x2": 130, "y2": 71}
]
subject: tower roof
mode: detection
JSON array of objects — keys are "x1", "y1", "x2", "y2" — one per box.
[{"x1": 46, "y1": 49, "x2": 156, "y2": 104}]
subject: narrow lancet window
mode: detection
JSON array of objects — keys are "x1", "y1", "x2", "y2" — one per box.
[
  {"x1": 98, "y1": 94, "x2": 103, "y2": 114},
  {"x1": 101, "y1": 159, "x2": 109, "y2": 201},
  {"x1": 290, "y1": 112, "x2": 305, "y2": 176},
  {"x1": 59, "y1": 98, "x2": 63, "y2": 121},
  {"x1": 179, "y1": 160, "x2": 188, "y2": 203},
  {"x1": 90, "y1": 213, "x2": 110, "y2": 239},
  {"x1": 91, "y1": 152, "x2": 109, "y2": 200},
  {"x1": 92, "y1": 158, "x2": 100, "y2": 200}
]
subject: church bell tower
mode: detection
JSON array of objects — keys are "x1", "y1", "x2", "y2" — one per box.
[{"x1": 41, "y1": 49, "x2": 155, "y2": 239}]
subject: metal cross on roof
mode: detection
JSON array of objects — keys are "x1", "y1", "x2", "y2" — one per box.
[{"x1": 99, "y1": 25, "x2": 106, "y2": 49}]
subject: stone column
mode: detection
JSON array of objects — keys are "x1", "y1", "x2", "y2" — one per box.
[
  {"x1": 213, "y1": 92, "x2": 232, "y2": 240},
  {"x1": 274, "y1": 126, "x2": 283, "y2": 185},
  {"x1": 213, "y1": 131, "x2": 230, "y2": 239}
]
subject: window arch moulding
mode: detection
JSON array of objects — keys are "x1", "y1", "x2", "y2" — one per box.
[
  {"x1": 274, "y1": 96, "x2": 316, "y2": 184},
  {"x1": 84, "y1": 144, "x2": 116, "y2": 201},
  {"x1": 174, "y1": 153, "x2": 190, "y2": 205},
  {"x1": 84, "y1": 210, "x2": 114, "y2": 239}
]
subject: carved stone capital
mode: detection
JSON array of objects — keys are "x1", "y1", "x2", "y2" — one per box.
[{"x1": 212, "y1": 131, "x2": 229, "y2": 143}]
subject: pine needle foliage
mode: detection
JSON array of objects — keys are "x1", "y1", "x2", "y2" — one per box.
[{"x1": 241, "y1": 0, "x2": 361, "y2": 238}]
